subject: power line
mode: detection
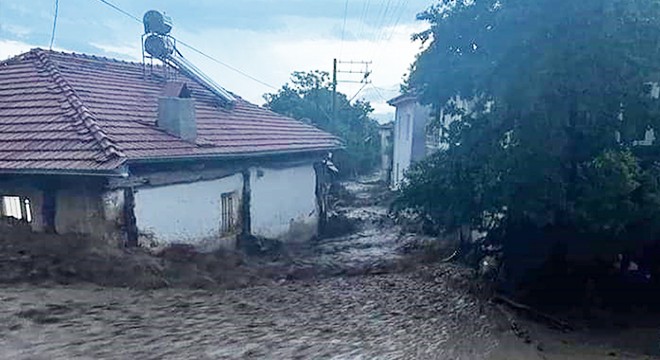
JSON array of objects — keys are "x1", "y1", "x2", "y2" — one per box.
[
  {"x1": 349, "y1": 81, "x2": 369, "y2": 102},
  {"x1": 49, "y1": 0, "x2": 59, "y2": 50},
  {"x1": 372, "y1": 0, "x2": 393, "y2": 45},
  {"x1": 372, "y1": 0, "x2": 407, "y2": 62},
  {"x1": 364, "y1": 0, "x2": 408, "y2": 89},
  {"x1": 95, "y1": 0, "x2": 141, "y2": 22},
  {"x1": 384, "y1": 0, "x2": 407, "y2": 42},
  {"x1": 175, "y1": 40, "x2": 277, "y2": 90},
  {"x1": 339, "y1": 0, "x2": 349, "y2": 57},
  {"x1": 357, "y1": 0, "x2": 371, "y2": 41},
  {"x1": 370, "y1": 0, "x2": 401, "y2": 60},
  {"x1": 91, "y1": 0, "x2": 276, "y2": 90},
  {"x1": 370, "y1": 83, "x2": 389, "y2": 102}
]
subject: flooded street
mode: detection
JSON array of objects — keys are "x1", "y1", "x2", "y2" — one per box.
[
  {"x1": 0, "y1": 180, "x2": 657, "y2": 359},
  {"x1": 0, "y1": 179, "x2": 495, "y2": 359},
  {"x1": 4, "y1": 1, "x2": 660, "y2": 358},
  {"x1": 0, "y1": 266, "x2": 496, "y2": 359}
]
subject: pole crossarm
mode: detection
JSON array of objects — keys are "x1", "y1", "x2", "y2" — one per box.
[{"x1": 331, "y1": 57, "x2": 372, "y2": 123}]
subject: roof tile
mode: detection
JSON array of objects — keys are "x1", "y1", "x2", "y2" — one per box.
[{"x1": 0, "y1": 49, "x2": 341, "y2": 173}]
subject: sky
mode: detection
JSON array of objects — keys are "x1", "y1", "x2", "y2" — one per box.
[{"x1": 0, "y1": 0, "x2": 433, "y2": 122}]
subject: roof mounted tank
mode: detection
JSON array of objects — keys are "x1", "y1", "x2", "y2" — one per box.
[
  {"x1": 143, "y1": 10, "x2": 172, "y2": 35},
  {"x1": 144, "y1": 34, "x2": 174, "y2": 59},
  {"x1": 141, "y1": 10, "x2": 237, "y2": 108}
]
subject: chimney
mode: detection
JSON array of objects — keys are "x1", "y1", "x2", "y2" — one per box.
[{"x1": 157, "y1": 82, "x2": 197, "y2": 142}]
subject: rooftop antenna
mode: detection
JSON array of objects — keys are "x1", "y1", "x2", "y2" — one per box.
[{"x1": 141, "y1": 10, "x2": 236, "y2": 108}]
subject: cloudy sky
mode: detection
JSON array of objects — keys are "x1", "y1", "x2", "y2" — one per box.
[{"x1": 0, "y1": 0, "x2": 433, "y2": 122}]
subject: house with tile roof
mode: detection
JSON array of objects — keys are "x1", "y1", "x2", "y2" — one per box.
[{"x1": 0, "y1": 48, "x2": 341, "y2": 250}]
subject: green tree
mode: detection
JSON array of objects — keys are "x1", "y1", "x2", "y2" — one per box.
[
  {"x1": 264, "y1": 71, "x2": 381, "y2": 177},
  {"x1": 397, "y1": 0, "x2": 660, "y2": 280}
]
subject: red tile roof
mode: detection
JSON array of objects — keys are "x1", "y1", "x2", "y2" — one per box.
[{"x1": 0, "y1": 49, "x2": 341, "y2": 174}]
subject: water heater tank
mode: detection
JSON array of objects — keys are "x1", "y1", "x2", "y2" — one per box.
[
  {"x1": 144, "y1": 34, "x2": 174, "y2": 59},
  {"x1": 143, "y1": 10, "x2": 172, "y2": 35}
]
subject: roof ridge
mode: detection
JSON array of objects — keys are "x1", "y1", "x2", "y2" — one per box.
[
  {"x1": 35, "y1": 47, "x2": 147, "y2": 67},
  {"x1": 31, "y1": 49, "x2": 126, "y2": 162}
]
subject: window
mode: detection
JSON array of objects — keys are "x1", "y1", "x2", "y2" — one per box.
[
  {"x1": 1, "y1": 196, "x2": 32, "y2": 222},
  {"x1": 221, "y1": 192, "x2": 236, "y2": 234}
]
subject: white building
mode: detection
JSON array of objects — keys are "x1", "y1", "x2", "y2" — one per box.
[
  {"x1": 0, "y1": 49, "x2": 341, "y2": 251},
  {"x1": 388, "y1": 94, "x2": 435, "y2": 189},
  {"x1": 378, "y1": 122, "x2": 394, "y2": 183},
  {"x1": 388, "y1": 94, "x2": 472, "y2": 189}
]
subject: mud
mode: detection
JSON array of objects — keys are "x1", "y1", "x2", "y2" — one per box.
[
  {"x1": 1, "y1": 263, "x2": 656, "y2": 359},
  {"x1": 0, "y1": 178, "x2": 658, "y2": 359},
  {"x1": 261, "y1": 178, "x2": 439, "y2": 281},
  {"x1": 0, "y1": 264, "x2": 497, "y2": 359},
  {"x1": 0, "y1": 221, "x2": 266, "y2": 290}
]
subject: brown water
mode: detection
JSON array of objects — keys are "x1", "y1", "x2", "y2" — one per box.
[{"x1": 0, "y1": 179, "x2": 658, "y2": 359}]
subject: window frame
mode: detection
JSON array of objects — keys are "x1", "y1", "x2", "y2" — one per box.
[
  {"x1": 220, "y1": 192, "x2": 236, "y2": 234},
  {"x1": 1, "y1": 195, "x2": 32, "y2": 223}
]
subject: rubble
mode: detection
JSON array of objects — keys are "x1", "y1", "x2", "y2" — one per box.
[{"x1": 0, "y1": 220, "x2": 265, "y2": 290}]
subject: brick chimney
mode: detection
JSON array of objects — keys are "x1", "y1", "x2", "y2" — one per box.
[{"x1": 157, "y1": 82, "x2": 197, "y2": 142}]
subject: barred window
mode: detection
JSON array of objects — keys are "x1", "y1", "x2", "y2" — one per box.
[{"x1": 221, "y1": 192, "x2": 235, "y2": 234}]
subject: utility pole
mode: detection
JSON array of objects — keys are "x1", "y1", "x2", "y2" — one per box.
[
  {"x1": 331, "y1": 59, "x2": 372, "y2": 123},
  {"x1": 332, "y1": 58, "x2": 338, "y2": 124}
]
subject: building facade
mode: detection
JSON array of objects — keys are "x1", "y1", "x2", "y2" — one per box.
[{"x1": 388, "y1": 94, "x2": 433, "y2": 189}]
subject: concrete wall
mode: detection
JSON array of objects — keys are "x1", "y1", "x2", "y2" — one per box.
[
  {"x1": 101, "y1": 189, "x2": 124, "y2": 228},
  {"x1": 55, "y1": 184, "x2": 104, "y2": 235},
  {"x1": 54, "y1": 179, "x2": 126, "y2": 246},
  {"x1": 134, "y1": 174, "x2": 243, "y2": 250},
  {"x1": 249, "y1": 162, "x2": 318, "y2": 242},
  {"x1": 0, "y1": 177, "x2": 126, "y2": 246}
]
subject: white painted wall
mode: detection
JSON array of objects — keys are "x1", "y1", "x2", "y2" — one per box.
[
  {"x1": 134, "y1": 174, "x2": 242, "y2": 249},
  {"x1": 391, "y1": 96, "x2": 474, "y2": 189},
  {"x1": 379, "y1": 126, "x2": 393, "y2": 182},
  {"x1": 133, "y1": 162, "x2": 320, "y2": 248},
  {"x1": 392, "y1": 100, "x2": 432, "y2": 189},
  {"x1": 392, "y1": 102, "x2": 413, "y2": 189},
  {"x1": 250, "y1": 163, "x2": 318, "y2": 242}
]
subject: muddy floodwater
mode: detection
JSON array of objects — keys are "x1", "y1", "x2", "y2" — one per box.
[
  {"x1": 0, "y1": 268, "x2": 496, "y2": 359},
  {"x1": 1, "y1": 267, "x2": 657, "y2": 360},
  {"x1": 0, "y1": 180, "x2": 658, "y2": 359}
]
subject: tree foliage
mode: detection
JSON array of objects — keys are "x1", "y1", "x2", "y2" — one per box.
[
  {"x1": 264, "y1": 71, "x2": 381, "y2": 177},
  {"x1": 398, "y1": 0, "x2": 660, "y2": 254}
]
